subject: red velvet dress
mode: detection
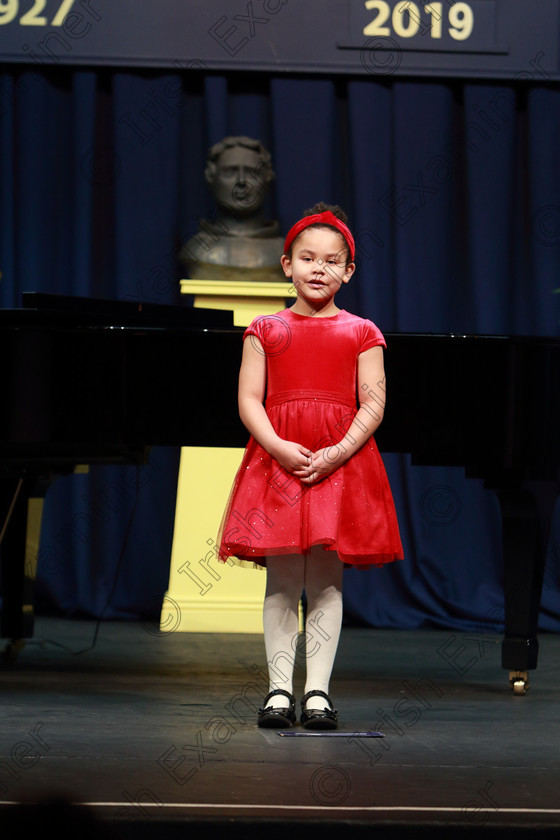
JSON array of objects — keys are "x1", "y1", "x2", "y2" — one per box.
[{"x1": 218, "y1": 308, "x2": 403, "y2": 568}]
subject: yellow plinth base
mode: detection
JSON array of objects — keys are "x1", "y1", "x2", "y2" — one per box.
[
  {"x1": 164, "y1": 446, "x2": 266, "y2": 633},
  {"x1": 163, "y1": 279, "x2": 293, "y2": 633}
]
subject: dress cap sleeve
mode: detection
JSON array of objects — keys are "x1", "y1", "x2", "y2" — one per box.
[{"x1": 360, "y1": 319, "x2": 387, "y2": 352}]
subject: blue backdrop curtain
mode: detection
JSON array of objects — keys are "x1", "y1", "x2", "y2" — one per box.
[{"x1": 1, "y1": 65, "x2": 559, "y2": 631}]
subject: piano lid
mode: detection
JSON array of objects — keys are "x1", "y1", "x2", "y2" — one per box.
[{"x1": 7, "y1": 291, "x2": 236, "y2": 329}]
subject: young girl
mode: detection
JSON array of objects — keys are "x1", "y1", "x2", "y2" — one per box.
[{"x1": 218, "y1": 203, "x2": 403, "y2": 729}]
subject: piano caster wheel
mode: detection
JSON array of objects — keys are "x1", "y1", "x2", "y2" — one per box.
[
  {"x1": 2, "y1": 639, "x2": 26, "y2": 664},
  {"x1": 509, "y1": 670, "x2": 529, "y2": 695}
]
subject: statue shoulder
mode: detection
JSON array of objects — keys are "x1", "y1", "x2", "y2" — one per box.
[{"x1": 179, "y1": 232, "x2": 284, "y2": 269}]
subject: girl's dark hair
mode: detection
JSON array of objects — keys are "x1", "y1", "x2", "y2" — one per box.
[
  {"x1": 286, "y1": 202, "x2": 353, "y2": 263},
  {"x1": 302, "y1": 202, "x2": 348, "y2": 224}
]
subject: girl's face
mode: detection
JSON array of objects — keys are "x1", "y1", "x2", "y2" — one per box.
[{"x1": 280, "y1": 227, "x2": 355, "y2": 310}]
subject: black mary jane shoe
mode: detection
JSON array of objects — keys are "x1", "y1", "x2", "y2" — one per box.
[
  {"x1": 257, "y1": 689, "x2": 297, "y2": 728},
  {"x1": 300, "y1": 690, "x2": 338, "y2": 730}
]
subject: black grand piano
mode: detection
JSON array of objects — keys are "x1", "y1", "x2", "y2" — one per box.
[
  {"x1": 0, "y1": 294, "x2": 559, "y2": 694},
  {"x1": 377, "y1": 330, "x2": 560, "y2": 694},
  {"x1": 0, "y1": 293, "x2": 246, "y2": 655}
]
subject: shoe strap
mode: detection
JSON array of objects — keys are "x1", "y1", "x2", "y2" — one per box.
[
  {"x1": 301, "y1": 689, "x2": 333, "y2": 709},
  {"x1": 263, "y1": 688, "x2": 294, "y2": 706}
]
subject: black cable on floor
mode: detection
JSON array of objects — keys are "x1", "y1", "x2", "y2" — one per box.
[{"x1": 29, "y1": 465, "x2": 142, "y2": 657}]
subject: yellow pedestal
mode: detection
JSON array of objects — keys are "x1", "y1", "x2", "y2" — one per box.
[
  {"x1": 180, "y1": 278, "x2": 295, "y2": 326},
  {"x1": 163, "y1": 279, "x2": 294, "y2": 633}
]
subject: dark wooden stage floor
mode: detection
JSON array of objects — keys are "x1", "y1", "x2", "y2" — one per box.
[{"x1": 1, "y1": 617, "x2": 559, "y2": 838}]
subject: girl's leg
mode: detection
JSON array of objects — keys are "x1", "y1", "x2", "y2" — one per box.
[
  {"x1": 302, "y1": 546, "x2": 344, "y2": 710},
  {"x1": 262, "y1": 554, "x2": 305, "y2": 708}
]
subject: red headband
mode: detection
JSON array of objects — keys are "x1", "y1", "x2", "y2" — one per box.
[{"x1": 283, "y1": 211, "x2": 355, "y2": 261}]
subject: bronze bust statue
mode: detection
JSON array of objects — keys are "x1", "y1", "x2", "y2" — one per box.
[{"x1": 179, "y1": 136, "x2": 285, "y2": 282}]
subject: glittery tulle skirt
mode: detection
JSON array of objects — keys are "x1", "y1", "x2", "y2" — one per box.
[{"x1": 217, "y1": 394, "x2": 403, "y2": 568}]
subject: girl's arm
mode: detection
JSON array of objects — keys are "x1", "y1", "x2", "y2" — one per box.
[
  {"x1": 298, "y1": 345, "x2": 386, "y2": 484},
  {"x1": 238, "y1": 336, "x2": 312, "y2": 474}
]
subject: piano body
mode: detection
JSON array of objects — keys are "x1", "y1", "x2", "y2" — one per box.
[
  {"x1": 0, "y1": 293, "x2": 245, "y2": 654},
  {"x1": 0, "y1": 295, "x2": 558, "y2": 693},
  {"x1": 377, "y1": 332, "x2": 560, "y2": 694}
]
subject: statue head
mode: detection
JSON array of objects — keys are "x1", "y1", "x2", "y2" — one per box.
[{"x1": 204, "y1": 136, "x2": 275, "y2": 219}]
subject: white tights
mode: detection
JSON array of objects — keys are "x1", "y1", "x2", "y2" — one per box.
[{"x1": 262, "y1": 546, "x2": 343, "y2": 710}]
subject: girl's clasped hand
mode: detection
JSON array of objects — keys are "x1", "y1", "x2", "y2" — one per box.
[
  {"x1": 272, "y1": 438, "x2": 344, "y2": 484},
  {"x1": 287, "y1": 444, "x2": 345, "y2": 485}
]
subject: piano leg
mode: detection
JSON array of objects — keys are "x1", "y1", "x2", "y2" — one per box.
[
  {"x1": 496, "y1": 480, "x2": 559, "y2": 694},
  {"x1": 0, "y1": 473, "x2": 42, "y2": 658}
]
